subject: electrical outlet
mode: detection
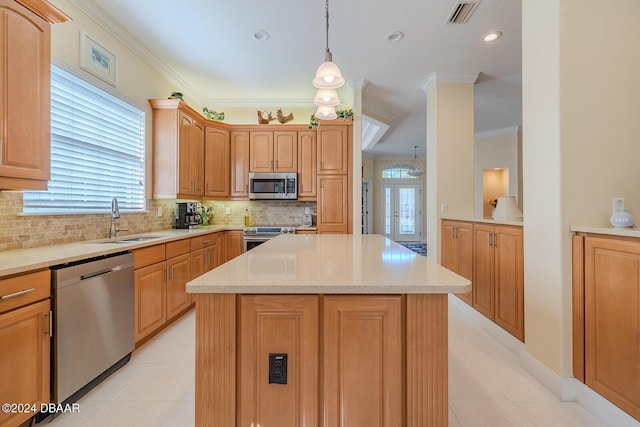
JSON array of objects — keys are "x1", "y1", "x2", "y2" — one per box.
[
  {"x1": 268, "y1": 353, "x2": 288, "y2": 385},
  {"x1": 157, "y1": 207, "x2": 162, "y2": 217},
  {"x1": 613, "y1": 198, "x2": 625, "y2": 212},
  {"x1": 440, "y1": 203, "x2": 448, "y2": 214},
  {"x1": 225, "y1": 206, "x2": 231, "y2": 215}
]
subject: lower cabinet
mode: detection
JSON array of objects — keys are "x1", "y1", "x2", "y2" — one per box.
[
  {"x1": 237, "y1": 295, "x2": 402, "y2": 427},
  {"x1": 317, "y1": 174, "x2": 349, "y2": 234},
  {"x1": 441, "y1": 220, "x2": 524, "y2": 341},
  {"x1": 134, "y1": 240, "x2": 193, "y2": 344},
  {"x1": 0, "y1": 270, "x2": 51, "y2": 427},
  {"x1": 224, "y1": 230, "x2": 243, "y2": 261},
  {"x1": 573, "y1": 234, "x2": 640, "y2": 421}
]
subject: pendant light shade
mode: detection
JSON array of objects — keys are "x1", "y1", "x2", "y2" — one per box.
[
  {"x1": 313, "y1": 52, "x2": 345, "y2": 89},
  {"x1": 313, "y1": 88, "x2": 340, "y2": 106},
  {"x1": 312, "y1": 0, "x2": 344, "y2": 116},
  {"x1": 314, "y1": 105, "x2": 338, "y2": 120},
  {"x1": 407, "y1": 145, "x2": 425, "y2": 177}
]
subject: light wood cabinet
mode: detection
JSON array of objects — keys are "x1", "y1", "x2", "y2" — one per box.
[
  {"x1": 297, "y1": 130, "x2": 317, "y2": 200},
  {"x1": 0, "y1": 0, "x2": 68, "y2": 190},
  {"x1": 317, "y1": 175, "x2": 349, "y2": 234},
  {"x1": 441, "y1": 220, "x2": 524, "y2": 341},
  {"x1": 317, "y1": 126, "x2": 349, "y2": 175},
  {"x1": 441, "y1": 220, "x2": 473, "y2": 305},
  {"x1": 224, "y1": 230, "x2": 243, "y2": 262},
  {"x1": 573, "y1": 234, "x2": 640, "y2": 421},
  {"x1": 191, "y1": 233, "x2": 218, "y2": 278},
  {"x1": 323, "y1": 295, "x2": 403, "y2": 427},
  {"x1": 238, "y1": 295, "x2": 319, "y2": 427},
  {"x1": 134, "y1": 240, "x2": 193, "y2": 344},
  {"x1": 230, "y1": 131, "x2": 250, "y2": 199},
  {"x1": 204, "y1": 126, "x2": 230, "y2": 199},
  {"x1": 249, "y1": 131, "x2": 297, "y2": 172},
  {"x1": 0, "y1": 269, "x2": 51, "y2": 427},
  {"x1": 150, "y1": 100, "x2": 205, "y2": 199}
]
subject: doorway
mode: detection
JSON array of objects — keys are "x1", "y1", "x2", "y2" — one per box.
[{"x1": 382, "y1": 183, "x2": 422, "y2": 242}]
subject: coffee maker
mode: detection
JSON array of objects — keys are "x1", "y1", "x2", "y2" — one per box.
[{"x1": 174, "y1": 202, "x2": 201, "y2": 229}]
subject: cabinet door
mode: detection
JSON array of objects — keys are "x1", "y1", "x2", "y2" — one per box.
[
  {"x1": 494, "y1": 226, "x2": 524, "y2": 341},
  {"x1": 317, "y1": 175, "x2": 348, "y2": 234},
  {"x1": 239, "y1": 295, "x2": 319, "y2": 427},
  {"x1": 191, "y1": 120, "x2": 205, "y2": 195},
  {"x1": 204, "y1": 245, "x2": 218, "y2": 272},
  {"x1": 298, "y1": 131, "x2": 317, "y2": 200},
  {"x1": 584, "y1": 237, "x2": 640, "y2": 420},
  {"x1": 473, "y1": 224, "x2": 495, "y2": 320},
  {"x1": 317, "y1": 126, "x2": 348, "y2": 174},
  {"x1": 224, "y1": 231, "x2": 243, "y2": 262},
  {"x1": 134, "y1": 262, "x2": 166, "y2": 343},
  {"x1": 204, "y1": 126, "x2": 230, "y2": 198},
  {"x1": 230, "y1": 131, "x2": 250, "y2": 198},
  {"x1": 273, "y1": 131, "x2": 297, "y2": 172},
  {"x1": 249, "y1": 131, "x2": 274, "y2": 172},
  {"x1": 441, "y1": 221, "x2": 473, "y2": 305},
  {"x1": 166, "y1": 254, "x2": 191, "y2": 320},
  {"x1": 178, "y1": 111, "x2": 194, "y2": 195},
  {"x1": 0, "y1": 2, "x2": 50, "y2": 189},
  {"x1": 0, "y1": 299, "x2": 50, "y2": 427},
  {"x1": 191, "y1": 248, "x2": 206, "y2": 279},
  {"x1": 323, "y1": 296, "x2": 403, "y2": 427}
]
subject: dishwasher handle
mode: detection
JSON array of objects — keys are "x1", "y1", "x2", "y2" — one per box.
[{"x1": 80, "y1": 264, "x2": 128, "y2": 281}]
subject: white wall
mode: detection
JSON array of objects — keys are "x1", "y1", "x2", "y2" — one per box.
[{"x1": 522, "y1": 0, "x2": 640, "y2": 376}]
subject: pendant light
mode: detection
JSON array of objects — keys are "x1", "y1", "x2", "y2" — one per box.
[
  {"x1": 313, "y1": 0, "x2": 343, "y2": 120},
  {"x1": 407, "y1": 145, "x2": 425, "y2": 177}
]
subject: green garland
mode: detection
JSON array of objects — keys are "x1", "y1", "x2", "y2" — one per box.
[
  {"x1": 309, "y1": 108, "x2": 353, "y2": 129},
  {"x1": 203, "y1": 107, "x2": 225, "y2": 121}
]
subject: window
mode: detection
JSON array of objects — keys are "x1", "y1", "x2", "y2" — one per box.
[
  {"x1": 381, "y1": 164, "x2": 422, "y2": 179},
  {"x1": 24, "y1": 65, "x2": 145, "y2": 214}
]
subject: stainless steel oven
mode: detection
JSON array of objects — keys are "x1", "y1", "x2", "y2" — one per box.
[{"x1": 243, "y1": 226, "x2": 296, "y2": 252}]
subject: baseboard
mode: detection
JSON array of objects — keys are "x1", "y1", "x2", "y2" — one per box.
[{"x1": 449, "y1": 295, "x2": 639, "y2": 426}]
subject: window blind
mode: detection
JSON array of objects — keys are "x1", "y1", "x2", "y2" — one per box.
[{"x1": 24, "y1": 65, "x2": 145, "y2": 214}]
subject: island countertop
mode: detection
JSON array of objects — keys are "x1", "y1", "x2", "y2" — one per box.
[{"x1": 186, "y1": 234, "x2": 471, "y2": 294}]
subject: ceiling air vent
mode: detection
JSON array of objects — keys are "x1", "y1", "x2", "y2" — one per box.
[{"x1": 446, "y1": 0, "x2": 480, "y2": 24}]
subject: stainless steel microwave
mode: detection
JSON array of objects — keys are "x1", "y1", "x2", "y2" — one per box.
[{"x1": 248, "y1": 172, "x2": 297, "y2": 200}]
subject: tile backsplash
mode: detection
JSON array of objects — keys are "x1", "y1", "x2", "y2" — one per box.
[{"x1": 0, "y1": 192, "x2": 317, "y2": 252}]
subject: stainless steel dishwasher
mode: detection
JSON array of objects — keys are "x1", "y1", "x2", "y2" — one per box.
[{"x1": 51, "y1": 251, "x2": 134, "y2": 405}]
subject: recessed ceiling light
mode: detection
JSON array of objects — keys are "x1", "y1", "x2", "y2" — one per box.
[
  {"x1": 483, "y1": 31, "x2": 502, "y2": 42},
  {"x1": 253, "y1": 30, "x2": 270, "y2": 41},
  {"x1": 386, "y1": 31, "x2": 404, "y2": 42}
]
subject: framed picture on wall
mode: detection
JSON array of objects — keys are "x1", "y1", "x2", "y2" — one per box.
[{"x1": 80, "y1": 31, "x2": 117, "y2": 86}]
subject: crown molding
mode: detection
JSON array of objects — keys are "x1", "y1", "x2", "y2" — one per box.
[{"x1": 420, "y1": 72, "x2": 480, "y2": 92}]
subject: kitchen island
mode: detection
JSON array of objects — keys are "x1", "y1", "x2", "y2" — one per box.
[{"x1": 186, "y1": 234, "x2": 470, "y2": 427}]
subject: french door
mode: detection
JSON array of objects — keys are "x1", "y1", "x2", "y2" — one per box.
[{"x1": 382, "y1": 183, "x2": 422, "y2": 242}]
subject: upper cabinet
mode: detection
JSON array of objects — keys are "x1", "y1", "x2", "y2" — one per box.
[
  {"x1": 230, "y1": 131, "x2": 250, "y2": 199},
  {"x1": 317, "y1": 126, "x2": 349, "y2": 175},
  {"x1": 297, "y1": 131, "x2": 317, "y2": 200},
  {"x1": 204, "y1": 126, "x2": 230, "y2": 199},
  {"x1": 151, "y1": 102, "x2": 204, "y2": 198},
  {"x1": 249, "y1": 131, "x2": 297, "y2": 172},
  {"x1": 0, "y1": 0, "x2": 69, "y2": 190}
]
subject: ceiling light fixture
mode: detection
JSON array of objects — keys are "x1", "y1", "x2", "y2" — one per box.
[
  {"x1": 386, "y1": 31, "x2": 405, "y2": 42},
  {"x1": 483, "y1": 31, "x2": 502, "y2": 42},
  {"x1": 407, "y1": 145, "x2": 425, "y2": 177},
  {"x1": 313, "y1": 0, "x2": 344, "y2": 120},
  {"x1": 253, "y1": 30, "x2": 270, "y2": 41}
]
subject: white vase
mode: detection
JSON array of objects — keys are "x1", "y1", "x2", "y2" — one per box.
[
  {"x1": 610, "y1": 209, "x2": 635, "y2": 228},
  {"x1": 492, "y1": 196, "x2": 523, "y2": 221}
]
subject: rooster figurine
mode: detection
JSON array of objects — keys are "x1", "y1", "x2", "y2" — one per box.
[
  {"x1": 257, "y1": 110, "x2": 276, "y2": 124},
  {"x1": 276, "y1": 109, "x2": 294, "y2": 124}
]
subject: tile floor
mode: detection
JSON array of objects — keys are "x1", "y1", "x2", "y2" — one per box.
[{"x1": 43, "y1": 297, "x2": 611, "y2": 427}]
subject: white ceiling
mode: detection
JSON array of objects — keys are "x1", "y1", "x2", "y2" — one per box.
[{"x1": 74, "y1": 0, "x2": 522, "y2": 158}]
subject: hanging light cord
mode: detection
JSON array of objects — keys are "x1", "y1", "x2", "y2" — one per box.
[{"x1": 324, "y1": 0, "x2": 332, "y2": 58}]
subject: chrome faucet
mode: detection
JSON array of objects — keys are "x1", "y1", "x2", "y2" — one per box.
[{"x1": 109, "y1": 197, "x2": 128, "y2": 239}]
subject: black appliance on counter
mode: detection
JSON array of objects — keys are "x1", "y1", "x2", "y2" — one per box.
[{"x1": 174, "y1": 202, "x2": 201, "y2": 229}]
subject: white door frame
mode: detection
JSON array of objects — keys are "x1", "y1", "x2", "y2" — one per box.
[{"x1": 362, "y1": 179, "x2": 373, "y2": 234}]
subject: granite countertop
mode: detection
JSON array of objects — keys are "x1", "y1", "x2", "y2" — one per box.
[
  {"x1": 570, "y1": 224, "x2": 640, "y2": 238},
  {"x1": 440, "y1": 215, "x2": 523, "y2": 226},
  {"x1": 0, "y1": 225, "x2": 243, "y2": 277},
  {"x1": 186, "y1": 234, "x2": 471, "y2": 295}
]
